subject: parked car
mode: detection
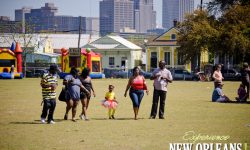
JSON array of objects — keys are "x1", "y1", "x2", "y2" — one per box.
[
  {"x1": 26, "y1": 69, "x2": 48, "y2": 78},
  {"x1": 170, "y1": 69, "x2": 196, "y2": 80},
  {"x1": 140, "y1": 70, "x2": 152, "y2": 79},
  {"x1": 221, "y1": 69, "x2": 241, "y2": 81},
  {"x1": 112, "y1": 70, "x2": 129, "y2": 78},
  {"x1": 105, "y1": 68, "x2": 152, "y2": 79}
]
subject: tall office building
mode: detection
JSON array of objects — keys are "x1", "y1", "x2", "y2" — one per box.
[
  {"x1": 15, "y1": 3, "x2": 99, "y2": 34},
  {"x1": 100, "y1": 0, "x2": 134, "y2": 35},
  {"x1": 15, "y1": 7, "x2": 31, "y2": 22},
  {"x1": 100, "y1": 0, "x2": 156, "y2": 35},
  {"x1": 162, "y1": 0, "x2": 194, "y2": 30},
  {"x1": 134, "y1": 0, "x2": 156, "y2": 33}
]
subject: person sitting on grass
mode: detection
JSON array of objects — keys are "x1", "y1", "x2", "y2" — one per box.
[
  {"x1": 236, "y1": 83, "x2": 247, "y2": 102},
  {"x1": 212, "y1": 81, "x2": 231, "y2": 102},
  {"x1": 101, "y1": 85, "x2": 118, "y2": 119}
]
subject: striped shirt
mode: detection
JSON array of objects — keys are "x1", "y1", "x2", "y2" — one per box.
[{"x1": 41, "y1": 73, "x2": 58, "y2": 100}]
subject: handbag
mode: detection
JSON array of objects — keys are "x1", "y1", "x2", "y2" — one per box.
[{"x1": 58, "y1": 87, "x2": 70, "y2": 102}]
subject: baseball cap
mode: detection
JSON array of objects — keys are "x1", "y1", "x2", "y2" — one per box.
[{"x1": 49, "y1": 64, "x2": 58, "y2": 71}]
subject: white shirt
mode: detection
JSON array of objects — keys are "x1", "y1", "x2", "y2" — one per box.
[{"x1": 152, "y1": 68, "x2": 173, "y2": 91}]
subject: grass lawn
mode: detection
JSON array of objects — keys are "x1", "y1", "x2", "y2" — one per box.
[{"x1": 0, "y1": 78, "x2": 249, "y2": 150}]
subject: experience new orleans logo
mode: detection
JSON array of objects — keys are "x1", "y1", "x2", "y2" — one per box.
[{"x1": 169, "y1": 131, "x2": 248, "y2": 150}]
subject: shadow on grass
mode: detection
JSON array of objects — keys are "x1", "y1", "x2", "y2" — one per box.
[
  {"x1": 10, "y1": 119, "x2": 65, "y2": 124},
  {"x1": 208, "y1": 101, "x2": 250, "y2": 104},
  {"x1": 90, "y1": 117, "x2": 145, "y2": 120}
]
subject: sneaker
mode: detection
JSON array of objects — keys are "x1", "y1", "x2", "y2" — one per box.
[
  {"x1": 48, "y1": 120, "x2": 55, "y2": 124},
  {"x1": 72, "y1": 118, "x2": 77, "y2": 122},
  {"x1": 111, "y1": 115, "x2": 115, "y2": 119},
  {"x1": 41, "y1": 118, "x2": 46, "y2": 124},
  {"x1": 79, "y1": 114, "x2": 85, "y2": 120},
  {"x1": 149, "y1": 116, "x2": 155, "y2": 119}
]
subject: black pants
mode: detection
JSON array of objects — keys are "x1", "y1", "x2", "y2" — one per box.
[
  {"x1": 150, "y1": 89, "x2": 167, "y2": 118},
  {"x1": 41, "y1": 99, "x2": 56, "y2": 122}
]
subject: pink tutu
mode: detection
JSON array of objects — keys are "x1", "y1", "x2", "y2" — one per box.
[{"x1": 101, "y1": 100, "x2": 118, "y2": 109}]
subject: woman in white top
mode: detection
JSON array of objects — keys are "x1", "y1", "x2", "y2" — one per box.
[{"x1": 212, "y1": 64, "x2": 224, "y2": 88}]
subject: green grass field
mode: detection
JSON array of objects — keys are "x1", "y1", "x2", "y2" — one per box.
[{"x1": 0, "y1": 79, "x2": 249, "y2": 150}]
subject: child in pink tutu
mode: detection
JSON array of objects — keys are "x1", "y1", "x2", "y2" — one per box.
[{"x1": 101, "y1": 85, "x2": 118, "y2": 119}]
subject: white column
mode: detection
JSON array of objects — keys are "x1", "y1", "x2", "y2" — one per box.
[
  {"x1": 171, "y1": 46, "x2": 174, "y2": 68},
  {"x1": 158, "y1": 47, "x2": 160, "y2": 67},
  {"x1": 145, "y1": 47, "x2": 148, "y2": 72}
]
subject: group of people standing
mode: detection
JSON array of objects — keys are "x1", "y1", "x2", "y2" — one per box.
[
  {"x1": 212, "y1": 63, "x2": 250, "y2": 103},
  {"x1": 40, "y1": 60, "x2": 173, "y2": 124}
]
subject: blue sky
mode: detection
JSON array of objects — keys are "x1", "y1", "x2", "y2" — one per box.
[{"x1": 0, "y1": 0, "x2": 208, "y2": 27}]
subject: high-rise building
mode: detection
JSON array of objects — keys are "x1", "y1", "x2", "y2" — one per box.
[
  {"x1": 100, "y1": 0, "x2": 134, "y2": 36},
  {"x1": 100, "y1": 0, "x2": 156, "y2": 35},
  {"x1": 134, "y1": 0, "x2": 156, "y2": 33},
  {"x1": 15, "y1": 3, "x2": 99, "y2": 34},
  {"x1": 162, "y1": 0, "x2": 194, "y2": 30},
  {"x1": 15, "y1": 7, "x2": 31, "y2": 22},
  {"x1": 86, "y1": 17, "x2": 100, "y2": 35}
]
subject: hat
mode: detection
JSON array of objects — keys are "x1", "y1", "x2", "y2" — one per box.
[
  {"x1": 215, "y1": 81, "x2": 224, "y2": 86},
  {"x1": 49, "y1": 64, "x2": 58, "y2": 71},
  {"x1": 243, "y1": 62, "x2": 249, "y2": 68}
]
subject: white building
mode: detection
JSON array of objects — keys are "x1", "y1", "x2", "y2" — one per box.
[{"x1": 84, "y1": 35, "x2": 142, "y2": 70}]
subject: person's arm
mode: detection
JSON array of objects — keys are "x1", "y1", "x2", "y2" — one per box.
[
  {"x1": 150, "y1": 70, "x2": 157, "y2": 80},
  {"x1": 212, "y1": 71, "x2": 218, "y2": 80},
  {"x1": 142, "y1": 76, "x2": 149, "y2": 95},
  {"x1": 105, "y1": 92, "x2": 109, "y2": 101},
  {"x1": 79, "y1": 83, "x2": 91, "y2": 96},
  {"x1": 124, "y1": 77, "x2": 133, "y2": 97},
  {"x1": 161, "y1": 71, "x2": 173, "y2": 83},
  {"x1": 40, "y1": 75, "x2": 50, "y2": 88},
  {"x1": 218, "y1": 88, "x2": 224, "y2": 96},
  {"x1": 90, "y1": 79, "x2": 96, "y2": 97}
]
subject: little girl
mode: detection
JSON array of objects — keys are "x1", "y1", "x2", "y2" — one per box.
[
  {"x1": 236, "y1": 84, "x2": 247, "y2": 102},
  {"x1": 101, "y1": 85, "x2": 118, "y2": 119}
]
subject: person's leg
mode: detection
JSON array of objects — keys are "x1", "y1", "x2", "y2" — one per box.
[
  {"x1": 48, "y1": 99, "x2": 56, "y2": 123},
  {"x1": 111, "y1": 108, "x2": 116, "y2": 119},
  {"x1": 135, "y1": 90, "x2": 144, "y2": 120},
  {"x1": 214, "y1": 82, "x2": 217, "y2": 89},
  {"x1": 247, "y1": 83, "x2": 250, "y2": 99},
  {"x1": 41, "y1": 100, "x2": 49, "y2": 121},
  {"x1": 86, "y1": 98, "x2": 90, "y2": 110},
  {"x1": 159, "y1": 91, "x2": 167, "y2": 119},
  {"x1": 72, "y1": 100, "x2": 79, "y2": 121},
  {"x1": 108, "y1": 109, "x2": 112, "y2": 119},
  {"x1": 64, "y1": 100, "x2": 73, "y2": 120},
  {"x1": 129, "y1": 91, "x2": 139, "y2": 119},
  {"x1": 80, "y1": 98, "x2": 87, "y2": 120},
  {"x1": 137, "y1": 90, "x2": 144, "y2": 108},
  {"x1": 133, "y1": 107, "x2": 139, "y2": 120},
  {"x1": 150, "y1": 89, "x2": 160, "y2": 118}
]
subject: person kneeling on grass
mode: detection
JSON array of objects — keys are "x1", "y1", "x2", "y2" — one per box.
[
  {"x1": 212, "y1": 81, "x2": 231, "y2": 102},
  {"x1": 235, "y1": 83, "x2": 248, "y2": 102}
]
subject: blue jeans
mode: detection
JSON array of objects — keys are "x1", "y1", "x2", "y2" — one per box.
[{"x1": 129, "y1": 89, "x2": 144, "y2": 108}]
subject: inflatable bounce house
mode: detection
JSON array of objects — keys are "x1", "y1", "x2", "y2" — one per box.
[
  {"x1": 60, "y1": 48, "x2": 104, "y2": 79},
  {"x1": 0, "y1": 42, "x2": 23, "y2": 79}
]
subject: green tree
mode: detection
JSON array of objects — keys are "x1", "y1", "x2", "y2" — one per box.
[
  {"x1": 217, "y1": 5, "x2": 250, "y2": 62},
  {"x1": 177, "y1": 10, "x2": 219, "y2": 68}
]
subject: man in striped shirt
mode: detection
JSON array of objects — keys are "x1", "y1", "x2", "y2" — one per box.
[{"x1": 40, "y1": 64, "x2": 58, "y2": 124}]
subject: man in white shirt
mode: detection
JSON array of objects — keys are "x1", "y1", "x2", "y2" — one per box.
[{"x1": 149, "y1": 60, "x2": 173, "y2": 119}]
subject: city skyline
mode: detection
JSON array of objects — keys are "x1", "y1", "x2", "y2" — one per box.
[{"x1": 0, "y1": 0, "x2": 208, "y2": 28}]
